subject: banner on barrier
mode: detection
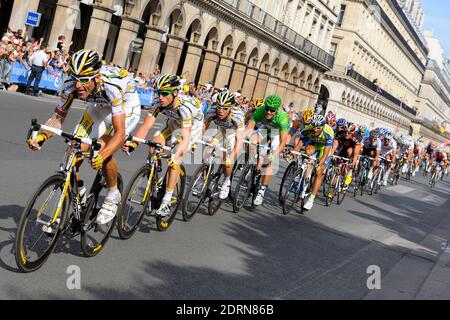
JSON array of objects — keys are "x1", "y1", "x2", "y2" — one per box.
[
  {"x1": 9, "y1": 62, "x2": 62, "y2": 91},
  {"x1": 9, "y1": 62, "x2": 154, "y2": 106}
]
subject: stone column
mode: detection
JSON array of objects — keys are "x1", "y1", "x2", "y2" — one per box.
[
  {"x1": 198, "y1": 50, "x2": 220, "y2": 85},
  {"x1": 265, "y1": 75, "x2": 280, "y2": 96},
  {"x1": 47, "y1": 0, "x2": 80, "y2": 49},
  {"x1": 8, "y1": 0, "x2": 40, "y2": 32},
  {"x1": 276, "y1": 79, "x2": 289, "y2": 101},
  {"x1": 161, "y1": 34, "x2": 186, "y2": 75},
  {"x1": 253, "y1": 71, "x2": 270, "y2": 98},
  {"x1": 112, "y1": 16, "x2": 142, "y2": 68},
  {"x1": 181, "y1": 42, "x2": 205, "y2": 83},
  {"x1": 214, "y1": 56, "x2": 234, "y2": 89},
  {"x1": 228, "y1": 61, "x2": 247, "y2": 92},
  {"x1": 84, "y1": 5, "x2": 115, "y2": 57},
  {"x1": 138, "y1": 25, "x2": 165, "y2": 75},
  {"x1": 241, "y1": 66, "x2": 258, "y2": 98}
]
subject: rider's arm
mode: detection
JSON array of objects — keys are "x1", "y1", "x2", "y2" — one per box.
[
  {"x1": 276, "y1": 131, "x2": 289, "y2": 156},
  {"x1": 319, "y1": 146, "x2": 331, "y2": 167},
  {"x1": 245, "y1": 119, "x2": 256, "y2": 138},
  {"x1": 231, "y1": 128, "x2": 245, "y2": 162},
  {"x1": 353, "y1": 144, "x2": 362, "y2": 167},
  {"x1": 173, "y1": 126, "x2": 191, "y2": 162},
  {"x1": 100, "y1": 113, "x2": 126, "y2": 160}
]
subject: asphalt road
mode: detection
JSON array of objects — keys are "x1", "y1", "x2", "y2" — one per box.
[{"x1": 0, "y1": 91, "x2": 449, "y2": 299}]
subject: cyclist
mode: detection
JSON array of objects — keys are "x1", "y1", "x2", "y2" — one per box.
[
  {"x1": 380, "y1": 131, "x2": 397, "y2": 185},
  {"x1": 325, "y1": 111, "x2": 337, "y2": 130},
  {"x1": 361, "y1": 129, "x2": 382, "y2": 181},
  {"x1": 288, "y1": 108, "x2": 313, "y2": 145},
  {"x1": 333, "y1": 121, "x2": 363, "y2": 188},
  {"x1": 27, "y1": 49, "x2": 141, "y2": 224},
  {"x1": 431, "y1": 146, "x2": 448, "y2": 182},
  {"x1": 126, "y1": 73, "x2": 204, "y2": 217},
  {"x1": 203, "y1": 91, "x2": 245, "y2": 199},
  {"x1": 294, "y1": 114, "x2": 335, "y2": 210},
  {"x1": 397, "y1": 134, "x2": 414, "y2": 174},
  {"x1": 411, "y1": 140, "x2": 423, "y2": 176},
  {"x1": 244, "y1": 95, "x2": 290, "y2": 206}
]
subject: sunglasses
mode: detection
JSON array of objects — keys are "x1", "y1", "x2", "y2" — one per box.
[
  {"x1": 313, "y1": 126, "x2": 324, "y2": 130},
  {"x1": 157, "y1": 90, "x2": 174, "y2": 97},
  {"x1": 72, "y1": 74, "x2": 96, "y2": 84},
  {"x1": 265, "y1": 108, "x2": 277, "y2": 113},
  {"x1": 217, "y1": 105, "x2": 232, "y2": 111}
]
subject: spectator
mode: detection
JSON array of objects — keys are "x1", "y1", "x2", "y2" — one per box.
[
  {"x1": 57, "y1": 35, "x2": 72, "y2": 54},
  {"x1": 26, "y1": 44, "x2": 48, "y2": 96},
  {"x1": 345, "y1": 62, "x2": 354, "y2": 75}
]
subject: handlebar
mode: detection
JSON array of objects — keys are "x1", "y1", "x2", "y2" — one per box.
[
  {"x1": 243, "y1": 139, "x2": 271, "y2": 150},
  {"x1": 195, "y1": 140, "x2": 227, "y2": 153},
  {"x1": 126, "y1": 135, "x2": 172, "y2": 152},
  {"x1": 28, "y1": 119, "x2": 101, "y2": 159}
]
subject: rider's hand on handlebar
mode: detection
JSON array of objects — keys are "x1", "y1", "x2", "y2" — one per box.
[
  {"x1": 27, "y1": 133, "x2": 48, "y2": 151},
  {"x1": 122, "y1": 141, "x2": 138, "y2": 154}
]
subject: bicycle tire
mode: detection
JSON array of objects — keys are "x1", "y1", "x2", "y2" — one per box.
[
  {"x1": 325, "y1": 173, "x2": 338, "y2": 206},
  {"x1": 117, "y1": 165, "x2": 152, "y2": 240},
  {"x1": 208, "y1": 170, "x2": 223, "y2": 216},
  {"x1": 232, "y1": 165, "x2": 253, "y2": 213},
  {"x1": 80, "y1": 173, "x2": 123, "y2": 257},
  {"x1": 278, "y1": 161, "x2": 297, "y2": 205},
  {"x1": 15, "y1": 174, "x2": 69, "y2": 273},
  {"x1": 156, "y1": 165, "x2": 186, "y2": 231},
  {"x1": 182, "y1": 164, "x2": 210, "y2": 221},
  {"x1": 337, "y1": 178, "x2": 347, "y2": 205},
  {"x1": 282, "y1": 168, "x2": 303, "y2": 215}
]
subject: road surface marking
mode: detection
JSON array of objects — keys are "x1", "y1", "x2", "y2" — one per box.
[
  {"x1": 422, "y1": 194, "x2": 448, "y2": 207},
  {"x1": 385, "y1": 185, "x2": 415, "y2": 194}
]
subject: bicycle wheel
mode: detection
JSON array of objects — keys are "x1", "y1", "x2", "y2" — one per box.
[
  {"x1": 337, "y1": 177, "x2": 347, "y2": 205},
  {"x1": 282, "y1": 169, "x2": 303, "y2": 215},
  {"x1": 325, "y1": 174, "x2": 338, "y2": 206},
  {"x1": 208, "y1": 170, "x2": 223, "y2": 216},
  {"x1": 229, "y1": 153, "x2": 246, "y2": 201},
  {"x1": 117, "y1": 165, "x2": 152, "y2": 240},
  {"x1": 15, "y1": 174, "x2": 69, "y2": 273},
  {"x1": 279, "y1": 161, "x2": 297, "y2": 205},
  {"x1": 322, "y1": 165, "x2": 335, "y2": 198},
  {"x1": 233, "y1": 165, "x2": 253, "y2": 213},
  {"x1": 182, "y1": 164, "x2": 210, "y2": 221},
  {"x1": 156, "y1": 165, "x2": 186, "y2": 231},
  {"x1": 353, "y1": 167, "x2": 362, "y2": 197},
  {"x1": 80, "y1": 173, "x2": 123, "y2": 257}
]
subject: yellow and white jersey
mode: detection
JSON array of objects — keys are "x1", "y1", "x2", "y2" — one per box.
[
  {"x1": 56, "y1": 66, "x2": 140, "y2": 117},
  {"x1": 148, "y1": 94, "x2": 204, "y2": 128}
]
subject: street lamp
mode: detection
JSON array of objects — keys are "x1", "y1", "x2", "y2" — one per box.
[
  {"x1": 211, "y1": 39, "x2": 219, "y2": 51},
  {"x1": 192, "y1": 31, "x2": 201, "y2": 43},
  {"x1": 124, "y1": 0, "x2": 135, "y2": 17},
  {"x1": 226, "y1": 46, "x2": 233, "y2": 57},
  {"x1": 239, "y1": 52, "x2": 247, "y2": 63}
]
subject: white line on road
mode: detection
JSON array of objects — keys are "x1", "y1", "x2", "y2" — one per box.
[
  {"x1": 421, "y1": 194, "x2": 448, "y2": 207},
  {"x1": 385, "y1": 185, "x2": 415, "y2": 194}
]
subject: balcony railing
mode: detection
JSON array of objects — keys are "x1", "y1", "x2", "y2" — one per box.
[
  {"x1": 347, "y1": 70, "x2": 417, "y2": 116},
  {"x1": 218, "y1": 0, "x2": 335, "y2": 68}
]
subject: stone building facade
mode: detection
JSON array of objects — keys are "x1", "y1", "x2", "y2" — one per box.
[
  {"x1": 3, "y1": 0, "x2": 340, "y2": 109},
  {"x1": 322, "y1": 0, "x2": 431, "y2": 137}
]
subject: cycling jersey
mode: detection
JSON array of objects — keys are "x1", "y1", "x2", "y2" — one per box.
[
  {"x1": 380, "y1": 139, "x2": 397, "y2": 157},
  {"x1": 57, "y1": 66, "x2": 141, "y2": 139},
  {"x1": 204, "y1": 105, "x2": 245, "y2": 131},
  {"x1": 300, "y1": 124, "x2": 335, "y2": 147},
  {"x1": 148, "y1": 93, "x2": 204, "y2": 148},
  {"x1": 148, "y1": 94, "x2": 203, "y2": 127},
  {"x1": 335, "y1": 131, "x2": 363, "y2": 150},
  {"x1": 435, "y1": 152, "x2": 447, "y2": 163},
  {"x1": 289, "y1": 119, "x2": 305, "y2": 138},
  {"x1": 362, "y1": 137, "x2": 382, "y2": 151},
  {"x1": 250, "y1": 105, "x2": 290, "y2": 133}
]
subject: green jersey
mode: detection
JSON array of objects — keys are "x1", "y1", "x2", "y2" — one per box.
[{"x1": 250, "y1": 105, "x2": 290, "y2": 133}]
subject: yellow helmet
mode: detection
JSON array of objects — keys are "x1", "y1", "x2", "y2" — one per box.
[
  {"x1": 69, "y1": 49, "x2": 102, "y2": 77},
  {"x1": 156, "y1": 73, "x2": 181, "y2": 91},
  {"x1": 303, "y1": 108, "x2": 314, "y2": 124},
  {"x1": 253, "y1": 98, "x2": 264, "y2": 108}
]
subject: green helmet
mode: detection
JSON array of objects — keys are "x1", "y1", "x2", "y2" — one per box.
[{"x1": 264, "y1": 95, "x2": 282, "y2": 110}]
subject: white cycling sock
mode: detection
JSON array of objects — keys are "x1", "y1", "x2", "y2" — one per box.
[
  {"x1": 107, "y1": 186, "x2": 120, "y2": 199},
  {"x1": 162, "y1": 190, "x2": 174, "y2": 206}
]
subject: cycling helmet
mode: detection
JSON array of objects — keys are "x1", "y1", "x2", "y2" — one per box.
[
  {"x1": 253, "y1": 98, "x2": 264, "y2": 108},
  {"x1": 347, "y1": 122, "x2": 357, "y2": 134},
  {"x1": 70, "y1": 49, "x2": 102, "y2": 77},
  {"x1": 216, "y1": 91, "x2": 236, "y2": 107},
  {"x1": 384, "y1": 132, "x2": 393, "y2": 140},
  {"x1": 303, "y1": 108, "x2": 314, "y2": 124},
  {"x1": 264, "y1": 95, "x2": 282, "y2": 110},
  {"x1": 156, "y1": 73, "x2": 181, "y2": 91},
  {"x1": 326, "y1": 112, "x2": 336, "y2": 125},
  {"x1": 311, "y1": 114, "x2": 326, "y2": 127},
  {"x1": 369, "y1": 129, "x2": 378, "y2": 138},
  {"x1": 336, "y1": 118, "x2": 347, "y2": 127}
]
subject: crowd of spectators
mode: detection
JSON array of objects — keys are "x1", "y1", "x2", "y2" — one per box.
[{"x1": 1, "y1": 27, "x2": 301, "y2": 121}]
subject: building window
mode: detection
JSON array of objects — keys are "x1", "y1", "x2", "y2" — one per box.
[
  {"x1": 336, "y1": 4, "x2": 346, "y2": 27},
  {"x1": 329, "y1": 42, "x2": 338, "y2": 57}
]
